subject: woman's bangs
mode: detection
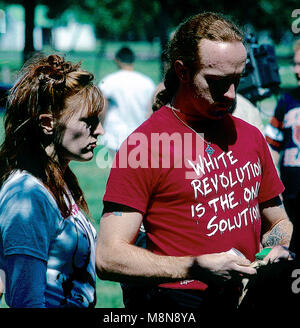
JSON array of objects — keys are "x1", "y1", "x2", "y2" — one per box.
[{"x1": 85, "y1": 85, "x2": 104, "y2": 118}]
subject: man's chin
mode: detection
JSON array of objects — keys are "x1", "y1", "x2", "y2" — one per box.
[{"x1": 213, "y1": 108, "x2": 230, "y2": 119}]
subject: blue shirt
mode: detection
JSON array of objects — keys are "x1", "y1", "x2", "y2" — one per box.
[
  {"x1": 0, "y1": 170, "x2": 97, "y2": 307},
  {"x1": 265, "y1": 87, "x2": 300, "y2": 198}
]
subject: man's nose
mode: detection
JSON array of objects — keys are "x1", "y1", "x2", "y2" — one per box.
[{"x1": 223, "y1": 83, "x2": 236, "y2": 101}]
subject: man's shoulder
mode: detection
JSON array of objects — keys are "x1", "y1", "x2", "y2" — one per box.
[
  {"x1": 100, "y1": 70, "x2": 123, "y2": 83},
  {"x1": 131, "y1": 106, "x2": 170, "y2": 134},
  {"x1": 231, "y1": 114, "x2": 263, "y2": 136},
  {"x1": 99, "y1": 70, "x2": 155, "y2": 90},
  {"x1": 122, "y1": 71, "x2": 155, "y2": 89},
  {"x1": 132, "y1": 71, "x2": 154, "y2": 82}
]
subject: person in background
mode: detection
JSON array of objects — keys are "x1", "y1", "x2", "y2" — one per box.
[
  {"x1": 265, "y1": 39, "x2": 300, "y2": 253},
  {"x1": 0, "y1": 54, "x2": 104, "y2": 308},
  {"x1": 99, "y1": 46, "x2": 155, "y2": 153},
  {"x1": 230, "y1": 93, "x2": 265, "y2": 134},
  {"x1": 96, "y1": 12, "x2": 293, "y2": 312}
]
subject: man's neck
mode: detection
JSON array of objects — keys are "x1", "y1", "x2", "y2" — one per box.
[
  {"x1": 171, "y1": 93, "x2": 207, "y2": 125},
  {"x1": 168, "y1": 103, "x2": 219, "y2": 135},
  {"x1": 119, "y1": 64, "x2": 134, "y2": 71},
  {"x1": 169, "y1": 89, "x2": 226, "y2": 133}
]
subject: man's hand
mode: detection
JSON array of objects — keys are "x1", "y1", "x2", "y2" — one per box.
[
  {"x1": 195, "y1": 250, "x2": 257, "y2": 283},
  {"x1": 262, "y1": 245, "x2": 295, "y2": 263}
]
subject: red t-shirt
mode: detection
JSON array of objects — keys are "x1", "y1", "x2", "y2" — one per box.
[{"x1": 103, "y1": 106, "x2": 284, "y2": 290}]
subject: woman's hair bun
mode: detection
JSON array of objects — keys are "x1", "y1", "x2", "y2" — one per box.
[{"x1": 47, "y1": 54, "x2": 78, "y2": 75}]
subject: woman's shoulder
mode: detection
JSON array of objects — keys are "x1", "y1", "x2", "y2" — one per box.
[
  {"x1": 2, "y1": 170, "x2": 44, "y2": 194},
  {"x1": 0, "y1": 170, "x2": 60, "y2": 214}
]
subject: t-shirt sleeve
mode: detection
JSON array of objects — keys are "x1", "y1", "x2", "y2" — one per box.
[
  {"x1": 0, "y1": 182, "x2": 61, "y2": 261},
  {"x1": 5, "y1": 254, "x2": 47, "y2": 308},
  {"x1": 103, "y1": 142, "x2": 156, "y2": 214},
  {"x1": 257, "y1": 132, "x2": 285, "y2": 203}
]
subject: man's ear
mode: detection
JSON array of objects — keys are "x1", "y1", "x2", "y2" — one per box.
[
  {"x1": 174, "y1": 60, "x2": 190, "y2": 83},
  {"x1": 39, "y1": 114, "x2": 54, "y2": 135}
]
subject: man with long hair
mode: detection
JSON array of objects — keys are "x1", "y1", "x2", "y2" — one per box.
[{"x1": 96, "y1": 12, "x2": 293, "y2": 313}]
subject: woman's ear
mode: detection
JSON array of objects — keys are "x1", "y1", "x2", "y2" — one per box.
[
  {"x1": 174, "y1": 60, "x2": 190, "y2": 83},
  {"x1": 39, "y1": 114, "x2": 54, "y2": 135}
]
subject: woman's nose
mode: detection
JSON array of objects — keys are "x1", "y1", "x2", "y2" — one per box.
[{"x1": 93, "y1": 123, "x2": 105, "y2": 137}]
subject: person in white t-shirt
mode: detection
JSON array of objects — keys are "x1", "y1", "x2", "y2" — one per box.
[
  {"x1": 232, "y1": 93, "x2": 265, "y2": 134},
  {"x1": 99, "y1": 46, "x2": 155, "y2": 152}
]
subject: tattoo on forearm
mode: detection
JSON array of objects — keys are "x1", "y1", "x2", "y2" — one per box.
[
  {"x1": 113, "y1": 212, "x2": 122, "y2": 216},
  {"x1": 102, "y1": 211, "x2": 123, "y2": 218},
  {"x1": 262, "y1": 220, "x2": 292, "y2": 247}
]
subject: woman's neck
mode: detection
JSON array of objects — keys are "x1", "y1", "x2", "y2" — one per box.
[{"x1": 45, "y1": 143, "x2": 69, "y2": 172}]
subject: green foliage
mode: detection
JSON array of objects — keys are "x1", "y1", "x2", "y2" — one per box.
[
  {"x1": 0, "y1": 41, "x2": 162, "y2": 85},
  {"x1": 2, "y1": 0, "x2": 300, "y2": 68},
  {"x1": 74, "y1": 0, "x2": 161, "y2": 41}
]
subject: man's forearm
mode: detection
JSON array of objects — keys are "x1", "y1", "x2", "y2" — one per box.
[
  {"x1": 96, "y1": 212, "x2": 256, "y2": 285},
  {"x1": 96, "y1": 241, "x2": 256, "y2": 285},
  {"x1": 261, "y1": 218, "x2": 293, "y2": 248},
  {"x1": 96, "y1": 241, "x2": 195, "y2": 284}
]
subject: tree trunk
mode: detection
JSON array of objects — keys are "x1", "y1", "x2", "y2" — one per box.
[
  {"x1": 23, "y1": 0, "x2": 36, "y2": 63},
  {"x1": 158, "y1": 0, "x2": 169, "y2": 80}
]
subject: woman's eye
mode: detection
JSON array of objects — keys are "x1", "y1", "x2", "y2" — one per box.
[
  {"x1": 81, "y1": 117, "x2": 100, "y2": 130},
  {"x1": 81, "y1": 118, "x2": 93, "y2": 128}
]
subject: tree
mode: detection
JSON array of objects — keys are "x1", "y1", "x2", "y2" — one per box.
[
  {"x1": 0, "y1": 0, "x2": 77, "y2": 62},
  {"x1": 1, "y1": 0, "x2": 299, "y2": 64},
  {"x1": 163, "y1": 0, "x2": 300, "y2": 43}
]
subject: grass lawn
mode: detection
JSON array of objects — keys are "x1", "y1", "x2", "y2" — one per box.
[{"x1": 0, "y1": 41, "x2": 162, "y2": 86}]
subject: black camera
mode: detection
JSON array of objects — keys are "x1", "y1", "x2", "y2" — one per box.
[{"x1": 237, "y1": 34, "x2": 281, "y2": 103}]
